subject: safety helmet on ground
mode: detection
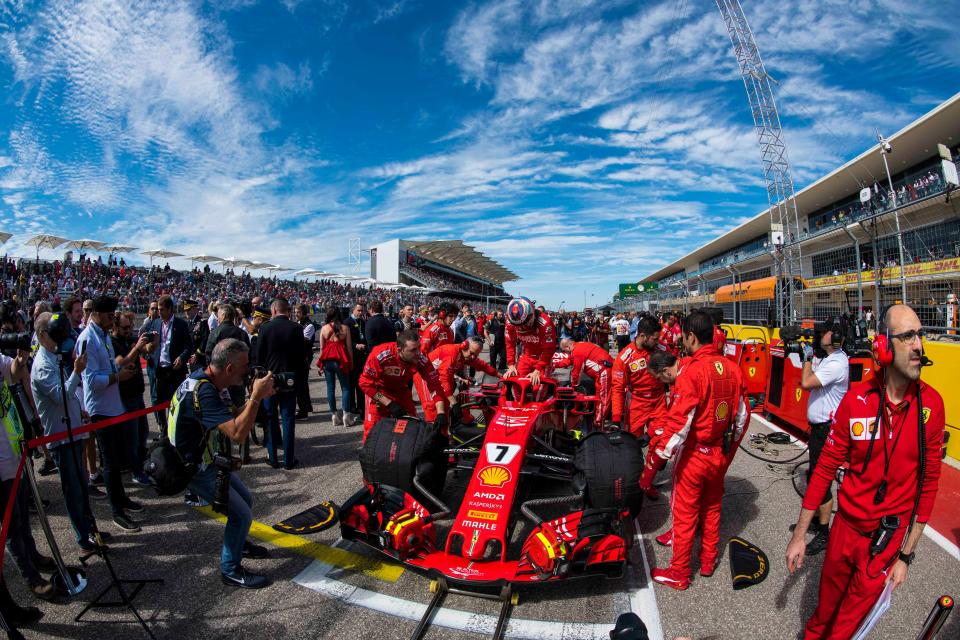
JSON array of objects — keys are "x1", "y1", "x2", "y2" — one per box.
[{"x1": 506, "y1": 297, "x2": 535, "y2": 325}]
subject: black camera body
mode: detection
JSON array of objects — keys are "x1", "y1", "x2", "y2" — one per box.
[
  {"x1": 0, "y1": 331, "x2": 31, "y2": 357},
  {"x1": 250, "y1": 365, "x2": 295, "y2": 391},
  {"x1": 211, "y1": 453, "x2": 242, "y2": 515},
  {"x1": 140, "y1": 330, "x2": 159, "y2": 340},
  {"x1": 780, "y1": 314, "x2": 870, "y2": 360}
]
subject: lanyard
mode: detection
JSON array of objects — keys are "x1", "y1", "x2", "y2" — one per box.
[{"x1": 161, "y1": 320, "x2": 172, "y2": 347}]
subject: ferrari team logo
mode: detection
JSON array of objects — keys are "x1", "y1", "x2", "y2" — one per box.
[
  {"x1": 748, "y1": 366, "x2": 756, "y2": 378},
  {"x1": 478, "y1": 466, "x2": 512, "y2": 488},
  {"x1": 795, "y1": 387, "x2": 802, "y2": 403},
  {"x1": 714, "y1": 361, "x2": 724, "y2": 375},
  {"x1": 715, "y1": 401, "x2": 729, "y2": 422},
  {"x1": 922, "y1": 407, "x2": 931, "y2": 425}
]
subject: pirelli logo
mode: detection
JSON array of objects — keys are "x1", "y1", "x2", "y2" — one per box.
[{"x1": 467, "y1": 509, "x2": 497, "y2": 521}]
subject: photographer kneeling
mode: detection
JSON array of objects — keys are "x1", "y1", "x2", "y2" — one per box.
[{"x1": 168, "y1": 339, "x2": 276, "y2": 588}]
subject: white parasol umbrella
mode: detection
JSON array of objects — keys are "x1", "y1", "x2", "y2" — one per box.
[
  {"x1": 221, "y1": 257, "x2": 252, "y2": 271},
  {"x1": 266, "y1": 264, "x2": 292, "y2": 275},
  {"x1": 141, "y1": 248, "x2": 183, "y2": 267},
  {"x1": 247, "y1": 261, "x2": 275, "y2": 271},
  {"x1": 102, "y1": 244, "x2": 138, "y2": 254},
  {"x1": 64, "y1": 238, "x2": 106, "y2": 253},
  {"x1": 24, "y1": 234, "x2": 69, "y2": 260},
  {"x1": 0, "y1": 232, "x2": 13, "y2": 245}
]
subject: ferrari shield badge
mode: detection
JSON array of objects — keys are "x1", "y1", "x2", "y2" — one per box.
[
  {"x1": 795, "y1": 387, "x2": 802, "y2": 403},
  {"x1": 922, "y1": 407, "x2": 931, "y2": 424},
  {"x1": 748, "y1": 366, "x2": 756, "y2": 378},
  {"x1": 714, "y1": 361, "x2": 724, "y2": 375}
]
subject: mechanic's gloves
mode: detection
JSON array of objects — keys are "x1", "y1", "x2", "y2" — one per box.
[
  {"x1": 387, "y1": 402, "x2": 405, "y2": 419},
  {"x1": 434, "y1": 414, "x2": 449, "y2": 433},
  {"x1": 449, "y1": 403, "x2": 464, "y2": 426}
]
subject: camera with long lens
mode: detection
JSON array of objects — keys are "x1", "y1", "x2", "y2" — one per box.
[
  {"x1": 211, "y1": 453, "x2": 242, "y2": 515},
  {"x1": 249, "y1": 365, "x2": 295, "y2": 391},
  {"x1": 779, "y1": 325, "x2": 815, "y2": 358},
  {"x1": 0, "y1": 331, "x2": 31, "y2": 357}
]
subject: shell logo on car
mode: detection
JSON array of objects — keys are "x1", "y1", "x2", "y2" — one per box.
[{"x1": 478, "y1": 465, "x2": 512, "y2": 488}]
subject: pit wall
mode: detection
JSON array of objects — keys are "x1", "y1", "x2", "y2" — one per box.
[{"x1": 720, "y1": 323, "x2": 960, "y2": 462}]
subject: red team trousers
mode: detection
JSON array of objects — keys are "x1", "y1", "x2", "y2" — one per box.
[
  {"x1": 669, "y1": 444, "x2": 726, "y2": 577},
  {"x1": 803, "y1": 513, "x2": 906, "y2": 639}
]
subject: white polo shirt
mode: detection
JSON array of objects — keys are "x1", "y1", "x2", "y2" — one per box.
[{"x1": 807, "y1": 349, "x2": 849, "y2": 424}]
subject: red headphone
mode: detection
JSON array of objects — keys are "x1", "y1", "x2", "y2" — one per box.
[
  {"x1": 872, "y1": 305, "x2": 894, "y2": 368},
  {"x1": 460, "y1": 340, "x2": 471, "y2": 351},
  {"x1": 872, "y1": 331, "x2": 893, "y2": 368}
]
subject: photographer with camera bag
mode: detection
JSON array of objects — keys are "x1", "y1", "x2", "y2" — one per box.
[
  {"x1": 168, "y1": 339, "x2": 276, "y2": 589},
  {"x1": 795, "y1": 322, "x2": 849, "y2": 556},
  {"x1": 787, "y1": 305, "x2": 945, "y2": 639}
]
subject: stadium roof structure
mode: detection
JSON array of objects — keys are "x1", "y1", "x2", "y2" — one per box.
[
  {"x1": 641, "y1": 91, "x2": 960, "y2": 283},
  {"x1": 405, "y1": 240, "x2": 518, "y2": 285}
]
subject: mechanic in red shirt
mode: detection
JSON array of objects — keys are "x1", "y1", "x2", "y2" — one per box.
[
  {"x1": 423, "y1": 337, "x2": 500, "y2": 423},
  {"x1": 504, "y1": 296, "x2": 557, "y2": 385},
  {"x1": 414, "y1": 302, "x2": 458, "y2": 415},
  {"x1": 787, "y1": 305, "x2": 945, "y2": 639},
  {"x1": 649, "y1": 311, "x2": 749, "y2": 590},
  {"x1": 553, "y1": 337, "x2": 614, "y2": 427},
  {"x1": 610, "y1": 315, "x2": 666, "y2": 438},
  {"x1": 658, "y1": 314, "x2": 680, "y2": 356},
  {"x1": 359, "y1": 329, "x2": 447, "y2": 440}
]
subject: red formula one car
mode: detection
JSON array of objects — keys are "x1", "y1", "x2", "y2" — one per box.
[{"x1": 340, "y1": 377, "x2": 644, "y2": 615}]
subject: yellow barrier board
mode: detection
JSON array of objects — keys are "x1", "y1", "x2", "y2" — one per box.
[{"x1": 722, "y1": 323, "x2": 959, "y2": 461}]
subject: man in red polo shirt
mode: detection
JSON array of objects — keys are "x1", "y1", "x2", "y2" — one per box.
[
  {"x1": 787, "y1": 305, "x2": 945, "y2": 639},
  {"x1": 359, "y1": 330, "x2": 447, "y2": 440}
]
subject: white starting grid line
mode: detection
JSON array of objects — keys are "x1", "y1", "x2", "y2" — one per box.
[
  {"x1": 293, "y1": 538, "x2": 666, "y2": 640},
  {"x1": 749, "y1": 413, "x2": 960, "y2": 563}
]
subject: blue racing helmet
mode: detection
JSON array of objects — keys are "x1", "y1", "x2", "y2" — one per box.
[{"x1": 506, "y1": 296, "x2": 535, "y2": 325}]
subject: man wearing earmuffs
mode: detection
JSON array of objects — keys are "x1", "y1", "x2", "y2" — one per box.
[{"x1": 786, "y1": 304, "x2": 945, "y2": 640}]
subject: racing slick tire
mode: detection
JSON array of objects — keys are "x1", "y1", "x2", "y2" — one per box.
[
  {"x1": 359, "y1": 416, "x2": 447, "y2": 500},
  {"x1": 574, "y1": 430, "x2": 644, "y2": 517}
]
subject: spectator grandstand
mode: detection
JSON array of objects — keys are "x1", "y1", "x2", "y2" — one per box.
[{"x1": 369, "y1": 239, "x2": 516, "y2": 302}]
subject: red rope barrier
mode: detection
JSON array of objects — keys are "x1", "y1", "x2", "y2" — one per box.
[
  {"x1": 0, "y1": 453, "x2": 28, "y2": 575},
  {"x1": 25, "y1": 401, "x2": 170, "y2": 450},
  {"x1": 0, "y1": 401, "x2": 171, "y2": 575}
]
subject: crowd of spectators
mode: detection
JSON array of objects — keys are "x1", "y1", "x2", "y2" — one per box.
[
  {"x1": 400, "y1": 263, "x2": 507, "y2": 298},
  {"x1": 0, "y1": 255, "x2": 480, "y2": 317}
]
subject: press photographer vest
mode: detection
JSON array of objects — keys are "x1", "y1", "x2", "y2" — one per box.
[
  {"x1": 0, "y1": 381, "x2": 25, "y2": 458},
  {"x1": 166, "y1": 376, "x2": 218, "y2": 466}
]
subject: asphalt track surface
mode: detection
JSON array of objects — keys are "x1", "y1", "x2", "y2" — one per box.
[{"x1": 10, "y1": 363, "x2": 959, "y2": 640}]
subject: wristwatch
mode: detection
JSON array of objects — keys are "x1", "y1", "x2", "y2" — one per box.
[{"x1": 898, "y1": 551, "x2": 915, "y2": 565}]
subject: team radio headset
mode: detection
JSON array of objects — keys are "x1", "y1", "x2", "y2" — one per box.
[{"x1": 856, "y1": 311, "x2": 927, "y2": 576}]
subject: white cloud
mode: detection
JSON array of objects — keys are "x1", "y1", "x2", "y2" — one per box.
[{"x1": 253, "y1": 61, "x2": 315, "y2": 96}]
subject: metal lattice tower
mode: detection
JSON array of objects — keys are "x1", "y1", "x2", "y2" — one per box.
[
  {"x1": 716, "y1": 0, "x2": 803, "y2": 324},
  {"x1": 348, "y1": 237, "x2": 362, "y2": 274}
]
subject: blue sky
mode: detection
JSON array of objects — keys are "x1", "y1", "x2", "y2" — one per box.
[{"x1": 1, "y1": 0, "x2": 958, "y2": 309}]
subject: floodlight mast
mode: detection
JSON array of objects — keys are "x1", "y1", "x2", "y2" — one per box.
[{"x1": 716, "y1": 0, "x2": 803, "y2": 325}]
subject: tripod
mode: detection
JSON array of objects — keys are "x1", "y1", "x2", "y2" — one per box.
[{"x1": 53, "y1": 354, "x2": 162, "y2": 639}]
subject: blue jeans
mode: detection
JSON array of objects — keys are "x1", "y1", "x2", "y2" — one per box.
[
  {"x1": 187, "y1": 467, "x2": 252, "y2": 574},
  {"x1": 263, "y1": 393, "x2": 297, "y2": 466},
  {"x1": 122, "y1": 395, "x2": 149, "y2": 475},
  {"x1": 322, "y1": 360, "x2": 352, "y2": 414},
  {"x1": 51, "y1": 441, "x2": 95, "y2": 547}
]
